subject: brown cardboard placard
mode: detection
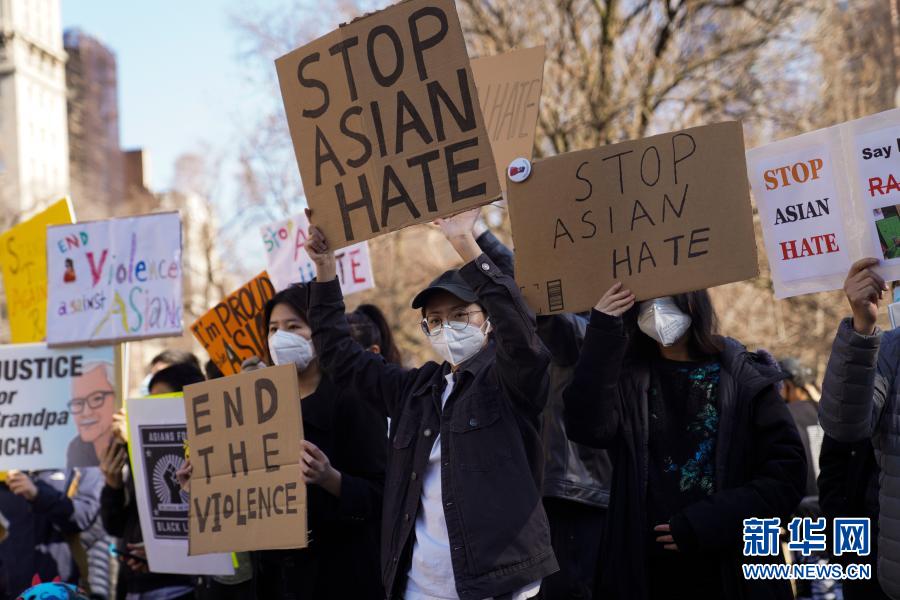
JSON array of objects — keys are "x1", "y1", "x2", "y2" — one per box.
[
  {"x1": 190, "y1": 272, "x2": 276, "y2": 376},
  {"x1": 184, "y1": 365, "x2": 306, "y2": 555},
  {"x1": 508, "y1": 121, "x2": 758, "y2": 314},
  {"x1": 276, "y1": 0, "x2": 500, "y2": 249},
  {"x1": 471, "y1": 46, "x2": 545, "y2": 194}
]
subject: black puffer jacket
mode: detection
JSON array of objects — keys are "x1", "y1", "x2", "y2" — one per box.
[{"x1": 563, "y1": 311, "x2": 806, "y2": 600}]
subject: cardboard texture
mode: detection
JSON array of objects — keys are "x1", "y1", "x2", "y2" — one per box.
[
  {"x1": 184, "y1": 365, "x2": 306, "y2": 555},
  {"x1": 747, "y1": 108, "x2": 900, "y2": 298},
  {"x1": 126, "y1": 395, "x2": 235, "y2": 575},
  {"x1": 509, "y1": 121, "x2": 758, "y2": 314},
  {"x1": 276, "y1": 0, "x2": 500, "y2": 248},
  {"x1": 471, "y1": 46, "x2": 545, "y2": 194},
  {"x1": 45, "y1": 212, "x2": 184, "y2": 346},
  {"x1": 190, "y1": 272, "x2": 276, "y2": 376},
  {"x1": 0, "y1": 343, "x2": 115, "y2": 471},
  {"x1": 261, "y1": 213, "x2": 375, "y2": 294},
  {"x1": 0, "y1": 198, "x2": 75, "y2": 343}
]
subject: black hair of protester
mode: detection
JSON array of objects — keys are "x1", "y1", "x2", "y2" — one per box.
[
  {"x1": 348, "y1": 304, "x2": 402, "y2": 365},
  {"x1": 149, "y1": 349, "x2": 201, "y2": 371},
  {"x1": 149, "y1": 362, "x2": 206, "y2": 393},
  {"x1": 204, "y1": 359, "x2": 224, "y2": 380}
]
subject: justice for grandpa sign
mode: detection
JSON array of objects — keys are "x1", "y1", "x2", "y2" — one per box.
[
  {"x1": 0, "y1": 343, "x2": 115, "y2": 471},
  {"x1": 184, "y1": 365, "x2": 306, "y2": 555},
  {"x1": 46, "y1": 213, "x2": 183, "y2": 346},
  {"x1": 276, "y1": 0, "x2": 500, "y2": 248},
  {"x1": 509, "y1": 121, "x2": 758, "y2": 314}
]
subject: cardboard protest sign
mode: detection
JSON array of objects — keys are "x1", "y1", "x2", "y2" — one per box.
[
  {"x1": 276, "y1": 0, "x2": 500, "y2": 248},
  {"x1": 126, "y1": 395, "x2": 235, "y2": 575},
  {"x1": 191, "y1": 272, "x2": 276, "y2": 376},
  {"x1": 0, "y1": 343, "x2": 116, "y2": 471},
  {"x1": 0, "y1": 198, "x2": 75, "y2": 343},
  {"x1": 747, "y1": 108, "x2": 900, "y2": 298},
  {"x1": 471, "y1": 46, "x2": 545, "y2": 194},
  {"x1": 261, "y1": 213, "x2": 375, "y2": 294},
  {"x1": 508, "y1": 121, "x2": 758, "y2": 314},
  {"x1": 45, "y1": 212, "x2": 183, "y2": 346},
  {"x1": 184, "y1": 365, "x2": 306, "y2": 555}
]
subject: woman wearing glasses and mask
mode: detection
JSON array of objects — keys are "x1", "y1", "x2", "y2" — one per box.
[
  {"x1": 563, "y1": 285, "x2": 807, "y2": 600},
  {"x1": 305, "y1": 208, "x2": 557, "y2": 600}
]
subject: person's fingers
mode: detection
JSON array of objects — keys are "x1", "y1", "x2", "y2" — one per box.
[
  {"x1": 600, "y1": 282, "x2": 623, "y2": 302},
  {"x1": 653, "y1": 524, "x2": 671, "y2": 532},
  {"x1": 656, "y1": 535, "x2": 675, "y2": 544},
  {"x1": 664, "y1": 544, "x2": 679, "y2": 551},
  {"x1": 606, "y1": 287, "x2": 632, "y2": 301},
  {"x1": 858, "y1": 282, "x2": 883, "y2": 302},
  {"x1": 857, "y1": 273, "x2": 886, "y2": 293},
  {"x1": 849, "y1": 257, "x2": 880, "y2": 277},
  {"x1": 607, "y1": 295, "x2": 635, "y2": 310}
]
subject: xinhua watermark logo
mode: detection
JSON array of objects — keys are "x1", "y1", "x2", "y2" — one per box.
[{"x1": 741, "y1": 517, "x2": 872, "y2": 581}]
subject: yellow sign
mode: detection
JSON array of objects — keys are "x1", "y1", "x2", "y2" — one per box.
[{"x1": 0, "y1": 198, "x2": 75, "y2": 342}]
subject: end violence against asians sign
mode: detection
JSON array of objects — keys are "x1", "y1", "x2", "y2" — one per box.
[{"x1": 276, "y1": 0, "x2": 500, "y2": 248}]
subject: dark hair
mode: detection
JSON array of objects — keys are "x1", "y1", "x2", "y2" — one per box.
[
  {"x1": 148, "y1": 362, "x2": 205, "y2": 394},
  {"x1": 204, "y1": 359, "x2": 224, "y2": 380},
  {"x1": 262, "y1": 284, "x2": 310, "y2": 364},
  {"x1": 150, "y1": 349, "x2": 200, "y2": 371},
  {"x1": 263, "y1": 285, "x2": 309, "y2": 330},
  {"x1": 348, "y1": 304, "x2": 402, "y2": 365},
  {"x1": 625, "y1": 290, "x2": 721, "y2": 361}
]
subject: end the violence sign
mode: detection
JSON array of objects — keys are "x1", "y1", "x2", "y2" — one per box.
[
  {"x1": 184, "y1": 365, "x2": 306, "y2": 555},
  {"x1": 276, "y1": 0, "x2": 500, "y2": 248}
]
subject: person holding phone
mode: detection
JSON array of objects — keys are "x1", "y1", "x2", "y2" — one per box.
[{"x1": 99, "y1": 361, "x2": 205, "y2": 600}]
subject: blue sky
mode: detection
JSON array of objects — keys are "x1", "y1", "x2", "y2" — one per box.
[{"x1": 61, "y1": 0, "x2": 259, "y2": 191}]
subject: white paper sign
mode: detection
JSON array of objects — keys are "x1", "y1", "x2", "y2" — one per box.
[
  {"x1": 260, "y1": 213, "x2": 375, "y2": 294},
  {"x1": 46, "y1": 213, "x2": 183, "y2": 345},
  {"x1": 748, "y1": 108, "x2": 900, "y2": 298},
  {"x1": 126, "y1": 395, "x2": 235, "y2": 576},
  {"x1": 0, "y1": 343, "x2": 115, "y2": 471}
]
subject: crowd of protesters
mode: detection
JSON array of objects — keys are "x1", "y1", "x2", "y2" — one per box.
[{"x1": 0, "y1": 210, "x2": 897, "y2": 600}]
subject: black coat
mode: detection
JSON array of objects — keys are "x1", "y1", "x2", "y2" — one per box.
[
  {"x1": 255, "y1": 374, "x2": 387, "y2": 600},
  {"x1": 101, "y1": 473, "x2": 194, "y2": 598},
  {"x1": 563, "y1": 311, "x2": 806, "y2": 600},
  {"x1": 477, "y1": 231, "x2": 612, "y2": 508},
  {"x1": 308, "y1": 254, "x2": 557, "y2": 599}
]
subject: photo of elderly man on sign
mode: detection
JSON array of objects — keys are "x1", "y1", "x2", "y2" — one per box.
[{"x1": 66, "y1": 360, "x2": 117, "y2": 468}]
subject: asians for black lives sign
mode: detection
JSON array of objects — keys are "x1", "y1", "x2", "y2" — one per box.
[
  {"x1": 0, "y1": 343, "x2": 115, "y2": 471},
  {"x1": 184, "y1": 365, "x2": 306, "y2": 555},
  {"x1": 747, "y1": 108, "x2": 900, "y2": 298},
  {"x1": 509, "y1": 122, "x2": 758, "y2": 314},
  {"x1": 276, "y1": 0, "x2": 500, "y2": 248}
]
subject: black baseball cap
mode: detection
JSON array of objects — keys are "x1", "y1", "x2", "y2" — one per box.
[{"x1": 411, "y1": 269, "x2": 478, "y2": 310}]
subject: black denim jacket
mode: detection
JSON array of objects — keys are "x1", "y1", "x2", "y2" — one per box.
[{"x1": 308, "y1": 253, "x2": 558, "y2": 599}]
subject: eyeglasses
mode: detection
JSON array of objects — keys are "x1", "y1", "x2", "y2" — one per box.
[
  {"x1": 68, "y1": 391, "x2": 114, "y2": 415},
  {"x1": 420, "y1": 310, "x2": 484, "y2": 337}
]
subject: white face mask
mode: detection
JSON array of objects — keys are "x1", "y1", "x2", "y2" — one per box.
[
  {"x1": 268, "y1": 330, "x2": 316, "y2": 371},
  {"x1": 637, "y1": 297, "x2": 692, "y2": 347},
  {"x1": 428, "y1": 320, "x2": 491, "y2": 366},
  {"x1": 138, "y1": 373, "x2": 153, "y2": 397}
]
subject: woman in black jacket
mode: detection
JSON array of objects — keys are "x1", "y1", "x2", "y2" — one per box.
[
  {"x1": 304, "y1": 208, "x2": 557, "y2": 600},
  {"x1": 563, "y1": 283, "x2": 807, "y2": 600},
  {"x1": 249, "y1": 285, "x2": 389, "y2": 599}
]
